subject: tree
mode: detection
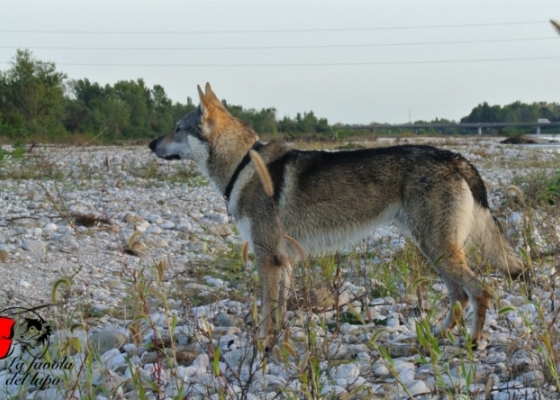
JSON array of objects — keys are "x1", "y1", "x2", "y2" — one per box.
[
  {"x1": 0, "y1": 49, "x2": 67, "y2": 138},
  {"x1": 113, "y1": 79, "x2": 151, "y2": 137},
  {"x1": 150, "y1": 84, "x2": 174, "y2": 133},
  {"x1": 98, "y1": 95, "x2": 131, "y2": 139},
  {"x1": 462, "y1": 101, "x2": 560, "y2": 124}
]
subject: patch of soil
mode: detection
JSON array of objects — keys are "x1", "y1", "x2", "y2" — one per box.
[{"x1": 500, "y1": 136, "x2": 536, "y2": 144}]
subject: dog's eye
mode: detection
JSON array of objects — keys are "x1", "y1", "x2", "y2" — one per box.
[{"x1": 175, "y1": 127, "x2": 181, "y2": 133}]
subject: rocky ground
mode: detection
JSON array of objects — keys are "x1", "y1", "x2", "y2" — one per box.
[{"x1": 0, "y1": 138, "x2": 559, "y2": 399}]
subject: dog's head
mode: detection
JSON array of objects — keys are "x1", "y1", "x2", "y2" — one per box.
[{"x1": 148, "y1": 83, "x2": 259, "y2": 165}]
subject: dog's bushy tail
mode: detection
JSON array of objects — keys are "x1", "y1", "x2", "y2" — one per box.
[
  {"x1": 471, "y1": 205, "x2": 525, "y2": 280},
  {"x1": 453, "y1": 154, "x2": 525, "y2": 279}
]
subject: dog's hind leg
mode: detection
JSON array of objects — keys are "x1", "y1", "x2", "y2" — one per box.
[
  {"x1": 278, "y1": 260, "x2": 292, "y2": 324},
  {"x1": 404, "y1": 178, "x2": 492, "y2": 345},
  {"x1": 256, "y1": 250, "x2": 290, "y2": 341},
  {"x1": 434, "y1": 271, "x2": 469, "y2": 336},
  {"x1": 432, "y1": 248, "x2": 492, "y2": 345}
]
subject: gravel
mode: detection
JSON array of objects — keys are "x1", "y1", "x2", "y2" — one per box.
[{"x1": 0, "y1": 138, "x2": 559, "y2": 399}]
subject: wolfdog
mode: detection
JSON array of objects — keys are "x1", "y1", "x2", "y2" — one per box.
[{"x1": 149, "y1": 83, "x2": 524, "y2": 346}]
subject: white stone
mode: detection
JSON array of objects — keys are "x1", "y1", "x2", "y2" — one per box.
[
  {"x1": 22, "y1": 240, "x2": 46, "y2": 252},
  {"x1": 205, "y1": 276, "x2": 225, "y2": 287},
  {"x1": 146, "y1": 226, "x2": 162, "y2": 235},
  {"x1": 372, "y1": 362, "x2": 390, "y2": 376},
  {"x1": 395, "y1": 361, "x2": 416, "y2": 385},
  {"x1": 176, "y1": 220, "x2": 192, "y2": 232},
  {"x1": 18, "y1": 280, "x2": 31, "y2": 289},
  {"x1": 407, "y1": 380, "x2": 431, "y2": 396},
  {"x1": 320, "y1": 384, "x2": 347, "y2": 397},
  {"x1": 145, "y1": 214, "x2": 163, "y2": 224},
  {"x1": 329, "y1": 363, "x2": 360, "y2": 380},
  {"x1": 162, "y1": 221, "x2": 176, "y2": 229}
]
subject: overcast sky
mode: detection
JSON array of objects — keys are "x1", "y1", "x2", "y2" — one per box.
[{"x1": 1, "y1": 1, "x2": 559, "y2": 124}]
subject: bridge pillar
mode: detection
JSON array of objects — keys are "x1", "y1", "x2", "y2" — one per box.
[
  {"x1": 478, "y1": 126, "x2": 482, "y2": 135},
  {"x1": 537, "y1": 126, "x2": 541, "y2": 135}
]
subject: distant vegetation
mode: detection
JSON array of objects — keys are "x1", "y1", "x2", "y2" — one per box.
[
  {"x1": 0, "y1": 49, "x2": 559, "y2": 143},
  {"x1": 461, "y1": 102, "x2": 560, "y2": 124}
]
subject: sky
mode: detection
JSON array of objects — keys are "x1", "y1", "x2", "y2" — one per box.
[{"x1": 1, "y1": 1, "x2": 560, "y2": 125}]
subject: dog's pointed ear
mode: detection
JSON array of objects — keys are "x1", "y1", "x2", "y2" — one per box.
[
  {"x1": 197, "y1": 84, "x2": 209, "y2": 109},
  {"x1": 205, "y1": 82, "x2": 219, "y2": 102}
]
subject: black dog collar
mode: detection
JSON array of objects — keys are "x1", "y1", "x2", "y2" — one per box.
[{"x1": 224, "y1": 141, "x2": 264, "y2": 203}]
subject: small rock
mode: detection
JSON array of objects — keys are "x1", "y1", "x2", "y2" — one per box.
[
  {"x1": 22, "y1": 240, "x2": 47, "y2": 253},
  {"x1": 517, "y1": 370, "x2": 545, "y2": 387},
  {"x1": 208, "y1": 224, "x2": 233, "y2": 237},
  {"x1": 19, "y1": 280, "x2": 31, "y2": 289},
  {"x1": 205, "y1": 276, "x2": 225, "y2": 287},
  {"x1": 176, "y1": 345, "x2": 199, "y2": 365},
  {"x1": 176, "y1": 220, "x2": 192, "y2": 232},
  {"x1": 187, "y1": 241, "x2": 207, "y2": 252},
  {"x1": 215, "y1": 313, "x2": 244, "y2": 328},
  {"x1": 177, "y1": 232, "x2": 190, "y2": 240},
  {"x1": 162, "y1": 221, "x2": 176, "y2": 229},
  {"x1": 146, "y1": 226, "x2": 162, "y2": 235},
  {"x1": 395, "y1": 361, "x2": 416, "y2": 385},
  {"x1": 145, "y1": 214, "x2": 163, "y2": 224},
  {"x1": 328, "y1": 342, "x2": 349, "y2": 360},
  {"x1": 320, "y1": 384, "x2": 347, "y2": 397},
  {"x1": 126, "y1": 240, "x2": 148, "y2": 256},
  {"x1": 0, "y1": 250, "x2": 9, "y2": 263},
  {"x1": 43, "y1": 223, "x2": 58, "y2": 232},
  {"x1": 58, "y1": 237, "x2": 80, "y2": 253},
  {"x1": 407, "y1": 380, "x2": 431, "y2": 396},
  {"x1": 329, "y1": 363, "x2": 360, "y2": 380},
  {"x1": 89, "y1": 330, "x2": 128, "y2": 355},
  {"x1": 123, "y1": 213, "x2": 143, "y2": 224},
  {"x1": 51, "y1": 330, "x2": 87, "y2": 356}
]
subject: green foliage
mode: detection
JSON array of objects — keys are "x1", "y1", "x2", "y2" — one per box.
[
  {"x1": 2, "y1": 49, "x2": 559, "y2": 144},
  {"x1": 0, "y1": 50, "x2": 335, "y2": 143},
  {"x1": 278, "y1": 111, "x2": 330, "y2": 137},
  {"x1": 514, "y1": 169, "x2": 560, "y2": 206},
  {"x1": 0, "y1": 49, "x2": 67, "y2": 139},
  {"x1": 461, "y1": 101, "x2": 560, "y2": 124},
  {"x1": 10, "y1": 141, "x2": 26, "y2": 159},
  {"x1": 223, "y1": 100, "x2": 278, "y2": 134}
]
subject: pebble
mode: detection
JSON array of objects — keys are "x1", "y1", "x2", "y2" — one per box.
[
  {"x1": 22, "y1": 239, "x2": 47, "y2": 252},
  {"x1": 146, "y1": 226, "x2": 162, "y2": 235},
  {"x1": 145, "y1": 213, "x2": 163, "y2": 224},
  {"x1": 329, "y1": 363, "x2": 360, "y2": 380},
  {"x1": 162, "y1": 221, "x2": 175, "y2": 229},
  {"x1": 89, "y1": 330, "x2": 128, "y2": 355}
]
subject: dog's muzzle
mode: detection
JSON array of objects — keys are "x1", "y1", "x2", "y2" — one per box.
[
  {"x1": 148, "y1": 138, "x2": 159, "y2": 153},
  {"x1": 148, "y1": 138, "x2": 180, "y2": 160}
]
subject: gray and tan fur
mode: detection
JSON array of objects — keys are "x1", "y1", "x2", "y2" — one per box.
[{"x1": 149, "y1": 83, "x2": 524, "y2": 346}]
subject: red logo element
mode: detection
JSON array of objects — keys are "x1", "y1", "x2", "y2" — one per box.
[{"x1": 0, "y1": 316, "x2": 16, "y2": 359}]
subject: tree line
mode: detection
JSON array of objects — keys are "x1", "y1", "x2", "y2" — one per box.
[
  {"x1": 0, "y1": 49, "x2": 558, "y2": 143},
  {"x1": 0, "y1": 50, "x2": 330, "y2": 142},
  {"x1": 461, "y1": 101, "x2": 560, "y2": 124}
]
